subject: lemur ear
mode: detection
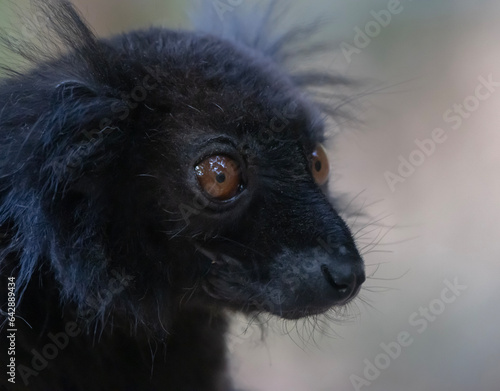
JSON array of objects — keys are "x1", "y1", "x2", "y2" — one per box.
[
  {"x1": 54, "y1": 80, "x2": 98, "y2": 102},
  {"x1": 42, "y1": 80, "x2": 126, "y2": 189}
]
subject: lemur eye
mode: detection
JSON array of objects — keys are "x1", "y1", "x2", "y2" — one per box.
[
  {"x1": 195, "y1": 155, "x2": 241, "y2": 200},
  {"x1": 311, "y1": 143, "x2": 330, "y2": 186}
]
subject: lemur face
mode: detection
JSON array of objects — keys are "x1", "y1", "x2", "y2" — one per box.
[{"x1": 113, "y1": 32, "x2": 366, "y2": 318}]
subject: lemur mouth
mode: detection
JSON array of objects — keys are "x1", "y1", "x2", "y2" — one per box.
[{"x1": 195, "y1": 243, "x2": 364, "y2": 319}]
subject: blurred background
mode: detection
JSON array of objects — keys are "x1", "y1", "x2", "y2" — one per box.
[{"x1": 2, "y1": 1, "x2": 499, "y2": 390}]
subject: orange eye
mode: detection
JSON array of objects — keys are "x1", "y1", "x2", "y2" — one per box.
[
  {"x1": 311, "y1": 143, "x2": 330, "y2": 186},
  {"x1": 195, "y1": 155, "x2": 241, "y2": 200}
]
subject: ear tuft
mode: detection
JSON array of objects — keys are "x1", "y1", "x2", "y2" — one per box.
[{"x1": 1, "y1": 0, "x2": 111, "y2": 84}]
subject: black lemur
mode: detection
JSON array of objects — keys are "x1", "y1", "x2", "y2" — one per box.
[{"x1": 0, "y1": 1, "x2": 365, "y2": 390}]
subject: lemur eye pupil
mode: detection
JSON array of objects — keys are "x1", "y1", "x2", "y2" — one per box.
[
  {"x1": 195, "y1": 155, "x2": 241, "y2": 200},
  {"x1": 315, "y1": 161, "x2": 322, "y2": 172}
]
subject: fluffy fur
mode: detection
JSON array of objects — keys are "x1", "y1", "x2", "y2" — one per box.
[{"x1": 0, "y1": 1, "x2": 365, "y2": 390}]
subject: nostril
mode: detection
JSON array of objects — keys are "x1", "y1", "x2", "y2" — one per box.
[
  {"x1": 321, "y1": 264, "x2": 336, "y2": 287},
  {"x1": 334, "y1": 279, "x2": 352, "y2": 293},
  {"x1": 321, "y1": 264, "x2": 355, "y2": 294}
]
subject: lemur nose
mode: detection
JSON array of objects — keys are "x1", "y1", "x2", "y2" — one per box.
[{"x1": 321, "y1": 264, "x2": 364, "y2": 302}]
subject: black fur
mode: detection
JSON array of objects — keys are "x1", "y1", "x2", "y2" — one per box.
[{"x1": 0, "y1": 1, "x2": 365, "y2": 390}]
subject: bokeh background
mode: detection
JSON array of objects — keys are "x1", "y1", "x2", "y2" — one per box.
[{"x1": 2, "y1": 1, "x2": 499, "y2": 390}]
